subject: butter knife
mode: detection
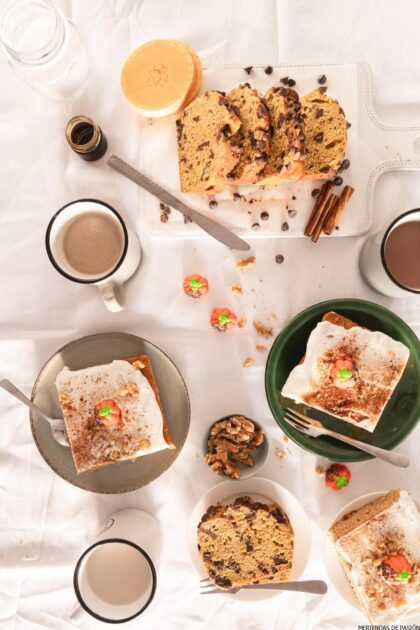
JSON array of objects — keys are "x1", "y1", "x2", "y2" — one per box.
[{"x1": 107, "y1": 155, "x2": 250, "y2": 251}]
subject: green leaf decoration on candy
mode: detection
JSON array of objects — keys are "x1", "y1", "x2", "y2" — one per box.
[
  {"x1": 397, "y1": 569, "x2": 412, "y2": 582},
  {"x1": 336, "y1": 475, "x2": 349, "y2": 488},
  {"x1": 337, "y1": 367, "x2": 352, "y2": 380},
  {"x1": 218, "y1": 312, "x2": 230, "y2": 324},
  {"x1": 189, "y1": 277, "x2": 202, "y2": 290},
  {"x1": 99, "y1": 405, "x2": 112, "y2": 417}
]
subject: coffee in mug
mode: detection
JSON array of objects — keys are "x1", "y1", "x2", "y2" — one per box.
[
  {"x1": 46, "y1": 199, "x2": 141, "y2": 311},
  {"x1": 360, "y1": 208, "x2": 420, "y2": 297}
]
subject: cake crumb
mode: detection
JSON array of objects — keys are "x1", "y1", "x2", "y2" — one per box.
[
  {"x1": 236, "y1": 256, "x2": 256, "y2": 270},
  {"x1": 238, "y1": 318, "x2": 248, "y2": 328},
  {"x1": 243, "y1": 356, "x2": 254, "y2": 368},
  {"x1": 229, "y1": 284, "x2": 243, "y2": 295},
  {"x1": 253, "y1": 321, "x2": 273, "y2": 337},
  {"x1": 316, "y1": 465, "x2": 326, "y2": 477},
  {"x1": 275, "y1": 448, "x2": 286, "y2": 459},
  {"x1": 255, "y1": 344, "x2": 267, "y2": 351}
]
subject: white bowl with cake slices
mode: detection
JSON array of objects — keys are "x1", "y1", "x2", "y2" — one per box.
[
  {"x1": 324, "y1": 489, "x2": 420, "y2": 624},
  {"x1": 187, "y1": 477, "x2": 311, "y2": 601}
]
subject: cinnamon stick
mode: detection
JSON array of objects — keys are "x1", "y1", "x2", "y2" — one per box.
[
  {"x1": 323, "y1": 185, "x2": 355, "y2": 234},
  {"x1": 304, "y1": 183, "x2": 333, "y2": 236},
  {"x1": 311, "y1": 193, "x2": 338, "y2": 242}
]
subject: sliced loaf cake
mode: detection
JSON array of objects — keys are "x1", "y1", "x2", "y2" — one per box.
[
  {"x1": 300, "y1": 88, "x2": 348, "y2": 179},
  {"x1": 225, "y1": 84, "x2": 271, "y2": 185},
  {"x1": 176, "y1": 91, "x2": 242, "y2": 193},
  {"x1": 197, "y1": 496, "x2": 294, "y2": 588},
  {"x1": 258, "y1": 86, "x2": 305, "y2": 185}
]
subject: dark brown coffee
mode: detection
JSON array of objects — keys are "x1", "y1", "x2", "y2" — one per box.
[{"x1": 384, "y1": 220, "x2": 420, "y2": 290}]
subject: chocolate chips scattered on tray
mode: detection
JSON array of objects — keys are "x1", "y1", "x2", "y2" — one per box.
[
  {"x1": 244, "y1": 66, "x2": 253, "y2": 75},
  {"x1": 205, "y1": 416, "x2": 264, "y2": 479}
]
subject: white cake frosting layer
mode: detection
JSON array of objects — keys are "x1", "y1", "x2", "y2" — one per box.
[
  {"x1": 55, "y1": 360, "x2": 170, "y2": 470},
  {"x1": 335, "y1": 491, "x2": 420, "y2": 624},
  {"x1": 281, "y1": 321, "x2": 410, "y2": 431}
]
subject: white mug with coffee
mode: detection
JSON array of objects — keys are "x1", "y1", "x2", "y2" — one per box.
[
  {"x1": 359, "y1": 209, "x2": 420, "y2": 298},
  {"x1": 46, "y1": 199, "x2": 141, "y2": 312},
  {"x1": 69, "y1": 509, "x2": 162, "y2": 624}
]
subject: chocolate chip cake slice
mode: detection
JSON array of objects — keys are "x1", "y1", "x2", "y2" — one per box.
[
  {"x1": 197, "y1": 496, "x2": 294, "y2": 588},
  {"x1": 176, "y1": 91, "x2": 242, "y2": 193},
  {"x1": 300, "y1": 88, "x2": 348, "y2": 179},
  {"x1": 258, "y1": 86, "x2": 305, "y2": 185},
  {"x1": 225, "y1": 84, "x2": 271, "y2": 185}
]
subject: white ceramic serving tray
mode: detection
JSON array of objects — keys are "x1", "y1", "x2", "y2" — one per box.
[{"x1": 138, "y1": 62, "x2": 420, "y2": 239}]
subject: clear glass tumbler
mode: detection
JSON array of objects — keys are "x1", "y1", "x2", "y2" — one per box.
[{"x1": 0, "y1": 0, "x2": 89, "y2": 100}]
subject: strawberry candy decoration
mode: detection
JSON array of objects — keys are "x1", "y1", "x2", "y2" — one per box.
[
  {"x1": 210, "y1": 307, "x2": 237, "y2": 332},
  {"x1": 183, "y1": 274, "x2": 209, "y2": 298},
  {"x1": 381, "y1": 554, "x2": 412, "y2": 583},
  {"x1": 94, "y1": 399, "x2": 122, "y2": 430},
  {"x1": 329, "y1": 358, "x2": 358, "y2": 388},
  {"x1": 325, "y1": 463, "x2": 351, "y2": 490}
]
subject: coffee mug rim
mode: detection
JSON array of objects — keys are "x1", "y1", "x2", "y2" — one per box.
[
  {"x1": 45, "y1": 199, "x2": 129, "y2": 285},
  {"x1": 73, "y1": 537, "x2": 157, "y2": 624},
  {"x1": 380, "y1": 207, "x2": 420, "y2": 295}
]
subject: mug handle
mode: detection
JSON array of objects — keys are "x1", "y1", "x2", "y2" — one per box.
[
  {"x1": 68, "y1": 602, "x2": 85, "y2": 624},
  {"x1": 99, "y1": 282, "x2": 124, "y2": 312}
]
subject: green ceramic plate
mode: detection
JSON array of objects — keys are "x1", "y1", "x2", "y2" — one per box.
[{"x1": 265, "y1": 299, "x2": 420, "y2": 462}]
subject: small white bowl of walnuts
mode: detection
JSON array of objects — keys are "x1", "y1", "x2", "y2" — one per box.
[{"x1": 204, "y1": 415, "x2": 269, "y2": 480}]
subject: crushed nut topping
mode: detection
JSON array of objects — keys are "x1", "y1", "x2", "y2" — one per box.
[
  {"x1": 131, "y1": 360, "x2": 145, "y2": 371},
  {"x1": 236, "y1": 256, "x2": 256, "y2": 269},
  {"x1": 119, "y1": 382, "x2": 139, "y2": 397},
  {"x1": 229, "y1": 284, "x2": 243, "y2": 295},
  {"x1": 255, "y1": 344, "x2": 267, "y2": 351},
  {"x1": 243, "y1": 356, "x2": 254, "y2": 368},
  {"x1": 253, "y1": 321, "x2": 273, "y2": 337},
  {"x1": 315, "y1": 465, "x2": 326, "y2": 477},
  {"x1": 275, "y1": 448, "x2": 286, "y2": 459},
  {"x1": 205, "y1": 416, "x2": 265, "y2": 479},
  {"x1": 238, "y1": 318, "x2": 248, "y2": 328}
]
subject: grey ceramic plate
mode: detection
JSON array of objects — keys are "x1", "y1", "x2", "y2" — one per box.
[{"x1": 30, "y1": 332, "x2": 190, "y2": 494}]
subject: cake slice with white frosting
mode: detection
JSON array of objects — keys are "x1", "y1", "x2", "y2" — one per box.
[
  {"x1": 55, "y1": 356, "x2": 174, "y2": 473},
  {"x1": 329, "y1": 489, "x2": 420, "y2": 624}
]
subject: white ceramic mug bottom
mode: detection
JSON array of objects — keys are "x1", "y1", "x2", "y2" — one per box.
[
  {"x1": 69, "y1": 509, "x2": 163, "y2": 624},
  {"x1": 45, "y1": 199, "x2": 141, "y2": 312}
]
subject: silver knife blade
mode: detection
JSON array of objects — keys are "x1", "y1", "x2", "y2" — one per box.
[{"x1": 107, "y1": 154, "x2": 250, "y2": 251}]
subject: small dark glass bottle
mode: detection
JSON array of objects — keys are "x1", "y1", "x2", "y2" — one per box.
[{"x1": 65, "y1": 115, "x2": 108, "y2": 161}]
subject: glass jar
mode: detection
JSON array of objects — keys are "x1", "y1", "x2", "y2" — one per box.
[{"x1": 0, "y1": 0, "x2": 89, "y2": 100}]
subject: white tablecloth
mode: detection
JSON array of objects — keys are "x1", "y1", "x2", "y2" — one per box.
[{"x1": 1, "y1": 1, "x2": 420, "y2": 628}]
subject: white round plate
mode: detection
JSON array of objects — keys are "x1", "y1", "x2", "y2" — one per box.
[
  {"x1": 324, "y1": 490, "x2": 420, "y2": 611},
  {"x1": 187, "y1": 477, "x2": 311, "y2": 602}
]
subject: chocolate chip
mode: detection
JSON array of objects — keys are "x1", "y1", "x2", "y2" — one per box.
[
  {"x1": 287, "y1": 78, "x2": 296, "y2": 87},
  {"x1": 292, "y1": 195, "x2": 296, "y2": 200},
  {"x1": 273, "y1": 554, "x2": 288, "y2": 565},
  {"x1": 346, "y1": 121, "x2": 352, "y2": 129},
  {"x1": 159, "y1": 202, "x2": 165, "y2": 211},
  {"x1": 203, "y1": 552, "x2": 211, "y2": 561},
  {"x1": 193, "y1": 116, "x2": 200, "y2": 122},
  {"x1": 215, "y1": 576, "x2": 232, "y2": 588},
  {"x1": 209, "y1": 200, "x2": 218, "y2": 209},
  {"x1": 260, "y1": 211, "x2": 269, "y2": 221},
  {"x1": 314, "y1": 132, "x2": 324, "y2": 142},
  {"x1": 281, "y1": 222, "x2": 289, "y2": 232},
  {"x1": 278, "y1": 113, "x2": 285, "y2": 126},
  {"x1": 244, "y1": 66, "x2": 253, "y2": 75},
  {"x1": 340, "y1": 158, "x2": 350, "y2": 170},
  {"x1": 320, "y1": 166, "x2": 330, "y2": 173},
  {"x1": 315, "y1": 108, "x2": 324, "y2": 119},
  {"x1": 264, "y1": 65, "x2": 273, "y2": 75},
  {"x1": 318, "y1": 86, "x2": 328, "y2": 94},
  {"x1": 252, "y1": 222, "x2": 260, "y2": 231},
  {"x1": 233, "y1": 192, "x2": 242, "y2": 201},
  {"x1": 280, "y1": 76, "x2": 289, "y2": 85},
  {"x1": 275, "y1": 254, "x2": 284, "y2": 264},
  {"x1": 317, "y1": 74, "x2": 327, "y2": 85},
  {"x1": 183, "y1": 214, "x2": 192, "y2": 224},
  {"x1": 257, "y1": 104, "x2": 267, "y2": 119},
  {"x1": 246, "y1": 541, "x2": 254, "y2": 552},
  {"x1": 213, "y1": 560, "x2": 224, "y2": 568},
  {"x1": 311, "y1": 188, "x2": 321, "y2": 197},
  {"x1": 288, "y1": 209, "x2": 297, "y2": 218},
  {"x1": 333, "y1": 176, "x2": 343, "y2": 186}
]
